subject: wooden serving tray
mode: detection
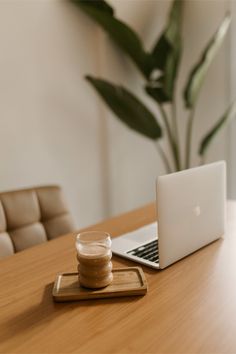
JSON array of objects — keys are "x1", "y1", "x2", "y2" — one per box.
[{"x1": 53, "y1": 267, "x2": 147, "y2": 301}]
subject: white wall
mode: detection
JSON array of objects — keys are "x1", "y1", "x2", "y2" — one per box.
[
  {"x1": 0, "y1": 0, "x2": 107, "y2": 227},
  {"x1": 0, "y1": 0, "x2": 231, "y2": 228}
]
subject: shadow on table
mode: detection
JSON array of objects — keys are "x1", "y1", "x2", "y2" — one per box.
[{"x1": 1, "y1": 280, "x2": 143, "y2": 345}]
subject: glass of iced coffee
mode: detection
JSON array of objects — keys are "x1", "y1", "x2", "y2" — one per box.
[{"x1": 76, "y1": 231, "x2": 113, "y2": 289}]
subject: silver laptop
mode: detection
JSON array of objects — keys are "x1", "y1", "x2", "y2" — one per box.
[{"x1": 112, "y1": 161, "x2": 226, "y2": 269}]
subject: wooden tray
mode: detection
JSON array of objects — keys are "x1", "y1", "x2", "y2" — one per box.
[{"x1": 53, "y1": 267, "x2": 147, "y2": 301}]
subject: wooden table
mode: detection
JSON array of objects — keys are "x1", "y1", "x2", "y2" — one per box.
[{"x1": 1, "y1": 202, "x2": 236, "y2": 354}]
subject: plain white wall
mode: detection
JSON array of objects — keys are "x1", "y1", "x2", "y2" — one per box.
[
  {"x1": 0, "y1": 0, "x2": 107, "y2": 227},
  {"x1": 0, "y1": 0, "x2": 231, "y2": 228}
]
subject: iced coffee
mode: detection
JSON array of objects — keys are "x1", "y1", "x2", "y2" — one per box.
[{"x1": 76, "y1": 232, "x2": 113, "y2": 289}]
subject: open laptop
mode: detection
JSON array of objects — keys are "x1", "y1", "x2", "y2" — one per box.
[{"x1": 112, "y1": 161, "x2": 226, "y2": 269}]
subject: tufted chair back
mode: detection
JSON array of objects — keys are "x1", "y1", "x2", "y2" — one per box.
[{"x1": 0, "y1": 186, "x2": 76, "y2": 260}]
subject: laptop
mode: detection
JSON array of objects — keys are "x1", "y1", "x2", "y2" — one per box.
[{"x1": 112, "y1": 161, "x2": 226, "y2": 269}]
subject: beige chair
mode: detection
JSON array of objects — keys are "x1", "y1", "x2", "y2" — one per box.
[{"x1": 0, "y1": 185, "x2": 76, "y2": 260}]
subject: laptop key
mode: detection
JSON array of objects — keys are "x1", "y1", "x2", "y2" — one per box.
[{"x1": 127, "y1": 240, "x2": 159, "y2": 263}]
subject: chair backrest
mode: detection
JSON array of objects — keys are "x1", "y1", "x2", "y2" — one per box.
[{"x1": 0, "y1": 185, "x2": 76, "y2": 259}]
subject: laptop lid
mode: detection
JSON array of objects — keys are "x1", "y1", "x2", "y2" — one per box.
[{"x1": 157, "y1": 161, "x2": 226, "y2": 269}]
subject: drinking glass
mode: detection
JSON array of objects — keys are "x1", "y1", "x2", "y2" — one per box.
[{"x1": 76, "y1": 231, "x2": 113, "y2": 289}]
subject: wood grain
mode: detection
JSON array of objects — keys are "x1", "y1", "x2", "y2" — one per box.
[
  {"x1": 0, "y1": 201, "x2": 236, "y2": 354},
  {"x1": 53, "y1": 267, "x2": 147, "y2": 301}
]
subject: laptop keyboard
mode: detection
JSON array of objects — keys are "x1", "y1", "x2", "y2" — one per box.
[{"x1": 126, "y1": 240, "x2": 159, "y2": 264}]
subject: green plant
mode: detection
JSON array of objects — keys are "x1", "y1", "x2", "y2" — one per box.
[{"x1": 73, "y1": 0, "x2": 236, "y2": 173}]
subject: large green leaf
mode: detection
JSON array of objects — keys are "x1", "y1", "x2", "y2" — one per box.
[
  {"x1": 184, "y1": 14, "x2": 231, "y2": 109},
  {"x1": 199, "y1": 100, "x2": 236, "y2": 156},
  {"x1": 73, "y1": 0, "x2": 153, "y2": 79},
  {"x1": 72, "y1": 0, "x2": 114, "y2": 16},
  {"x1": 86, "y1": 76, "x2": 162, "y2": 140},
  {"x1": 146, "y1": 0, "x2": 183, "y2": 103}
]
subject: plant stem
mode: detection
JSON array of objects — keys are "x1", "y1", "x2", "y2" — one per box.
[
  {"x1": 159, "y1": 104, "x2": 180, "y2": 171},
  {"x1": 172, "y1": 100, "x2": 181, "y2": 170},
  {"x1": 185, "y1": 108, "x2": 195, "y2": 169},
  {"x1": 155, "y1": 140, "x2": 172, "y2": 174}
]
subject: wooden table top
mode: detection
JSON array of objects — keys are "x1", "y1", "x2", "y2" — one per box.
[{"x1": 1, "y1": 201, "x2": 236, "y2": 354}]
